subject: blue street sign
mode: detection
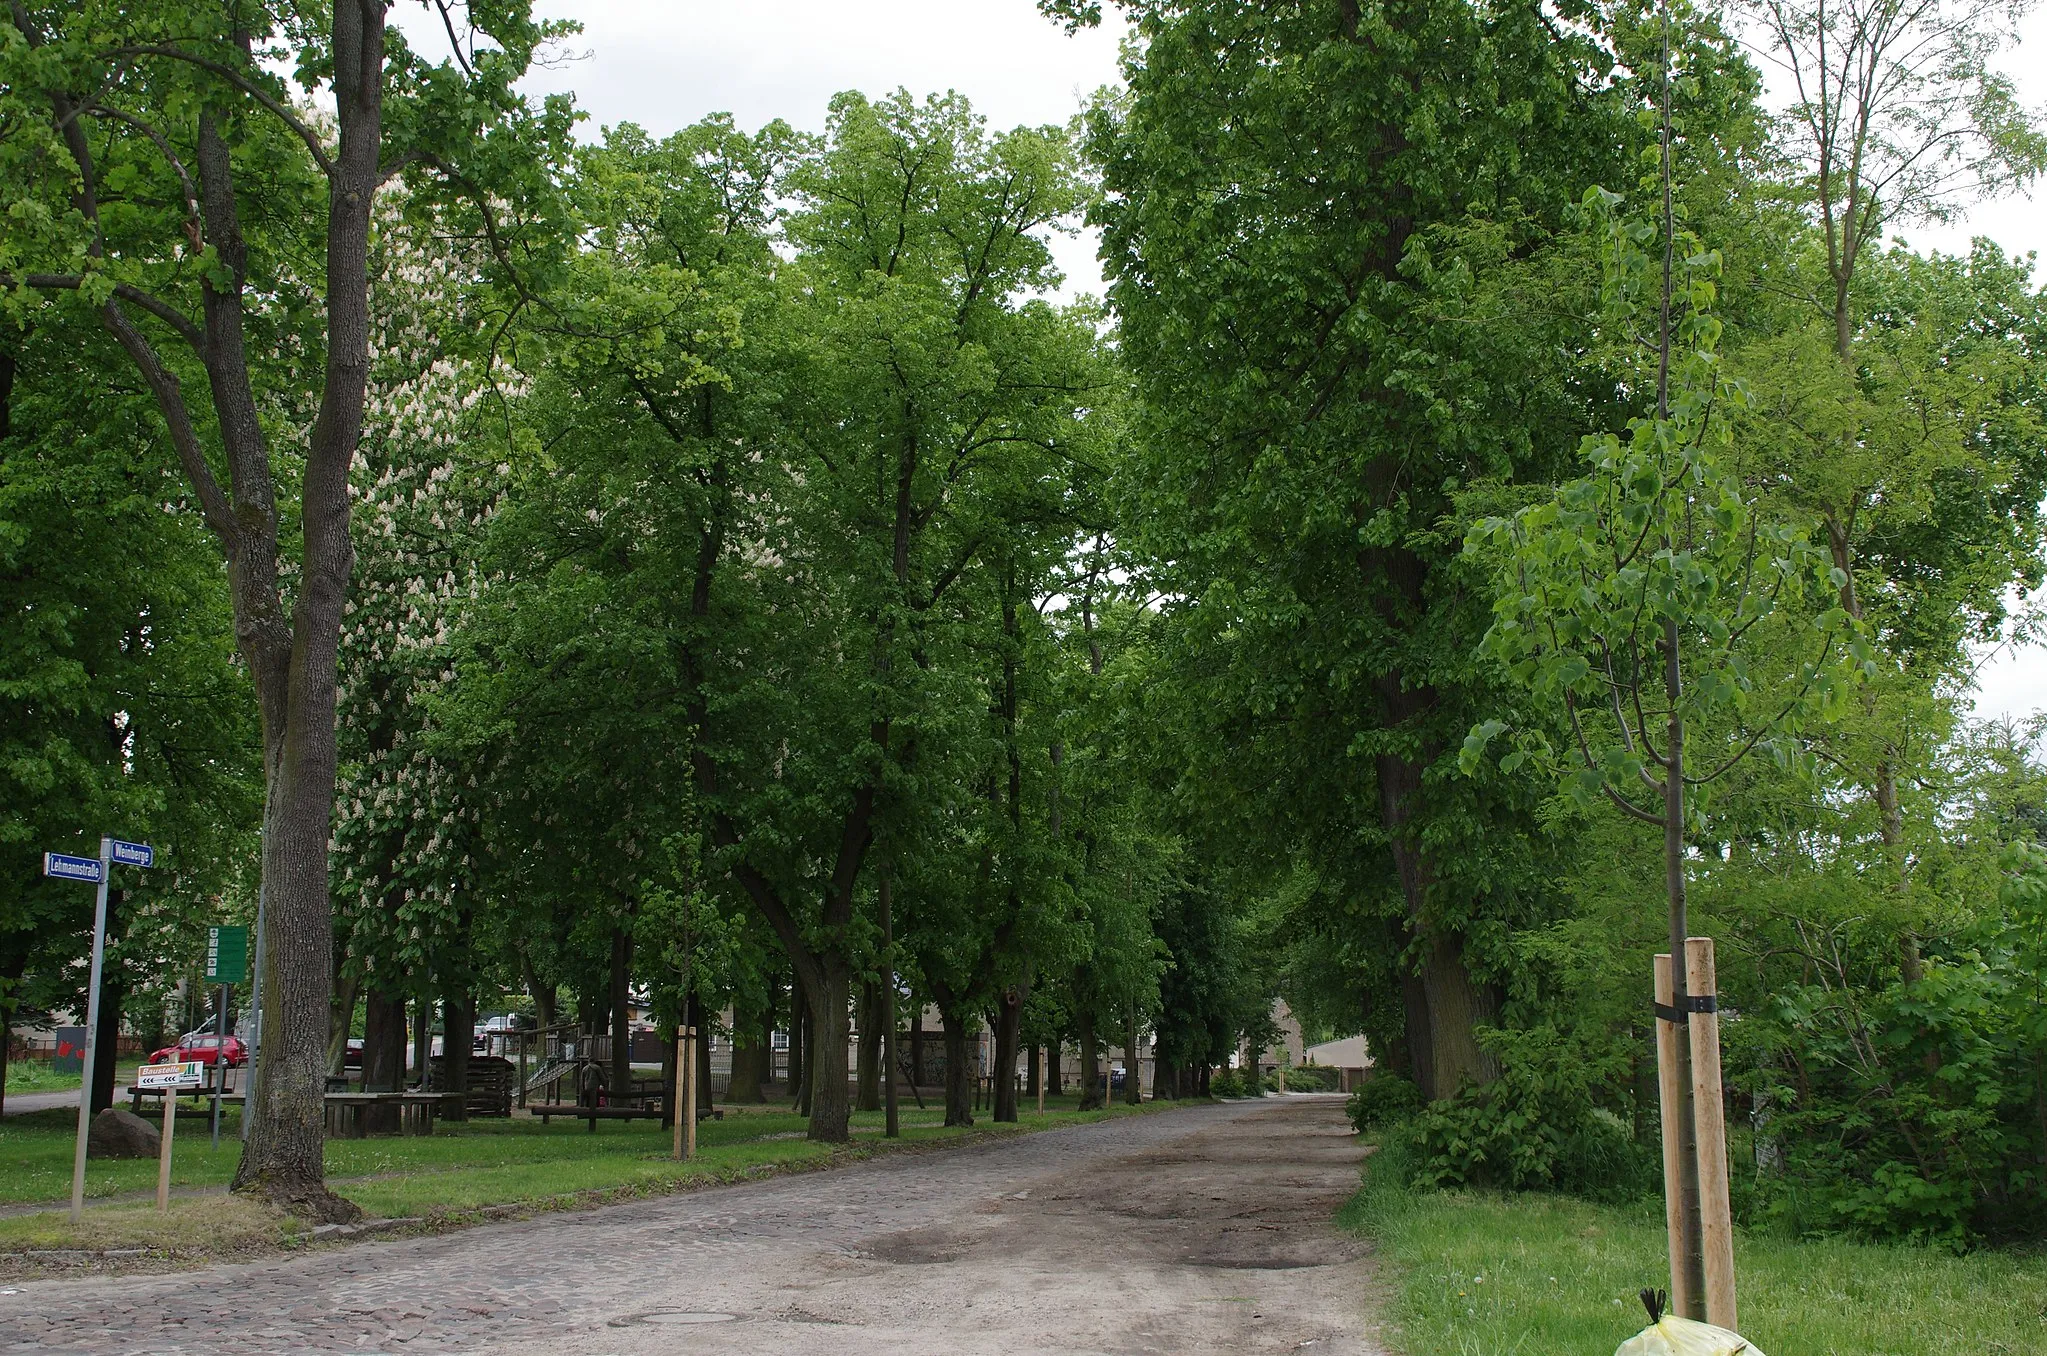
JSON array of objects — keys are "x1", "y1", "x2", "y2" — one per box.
[
  {"x1": 43, "y1": 853, "x2": 103, "y2": 884},
  {"x1": 110, "y1": 840, "x2": 154, "y2": 868}
]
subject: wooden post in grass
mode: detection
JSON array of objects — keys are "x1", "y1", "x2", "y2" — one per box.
[
  {"x1": 157, "y1": 1085, "x2": 177, "y2": 1213},
  {"x1": 1653, "y1": 954, "x2": 1696, "y2": 1320},
  {"x1": 1685, "y1": 937, "x2": 1737, "y2": 1330},
  {"x1": 683, "y1": 1036, "x2": 700, "y2": 1163},
  {"x1": 680, "y1": 1024, "x2": 698, "y2": 1161}
]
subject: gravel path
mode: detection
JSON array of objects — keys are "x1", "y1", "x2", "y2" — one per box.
[{"x1": 0, "y1": 1095, "x2": 1382, "y2": 1356}]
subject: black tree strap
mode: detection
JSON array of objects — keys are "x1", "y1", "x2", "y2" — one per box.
[{"x1": 1653, "y1": 994, "x2": 1718, "y2": 1023}]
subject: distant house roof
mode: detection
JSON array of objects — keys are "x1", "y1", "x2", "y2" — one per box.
[{"x1": 1303, "y1": 1034, "x2": 1370, "y2": 1069}]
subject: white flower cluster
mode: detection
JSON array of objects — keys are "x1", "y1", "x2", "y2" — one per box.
[{"x1": 331, "y1": 200, "x2": 509, "y2": 981}]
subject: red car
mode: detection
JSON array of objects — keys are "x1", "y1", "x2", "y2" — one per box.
[{"x1": 147, "y1": 1031, "x2": 248, "y2": 1067}]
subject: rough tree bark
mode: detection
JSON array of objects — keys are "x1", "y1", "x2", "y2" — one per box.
[
  {"x1": 937, "y1": 998, "x2": 975, "y2": 1128},
  {"x1": 1077, "y1": 1012, "x2": 1103, "y2": 1111},
  {"x1": 991, "y1": 984, "x2": 1025, "y2": 1122},
  {"x1": 1123, "y1": 1002, "x2": 1142, "y2": 1105},
  {"x1": 440, "y1": 988, "x2": 472, "y2": 1123},
  {"x1": 608, "y1": 926, "x2": 632, "y2": 1104},
  {"x1": 787, "y1": 976, "x2": 806, "y2": 1106},
  {"x1": 856, "y1": 982, "x2": 883, "y2": 1112}
]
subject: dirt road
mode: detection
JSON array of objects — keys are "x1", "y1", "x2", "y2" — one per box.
[{"x1": 0, "y1": 1095, "x2": 1381, "y2": 1355}]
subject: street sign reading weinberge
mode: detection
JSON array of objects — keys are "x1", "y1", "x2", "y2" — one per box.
[
  {"x1": 110, "y1": 840, "x2": 154, "y2": 868},
  {"x1": 204, "y1": 925, "x2": 249, "y2": 985}
]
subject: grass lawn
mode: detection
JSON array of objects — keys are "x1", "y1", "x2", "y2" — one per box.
[
  {"x1": 1342, "y1": 1143, "x2": 2047, "y2": 1356},
  {"x1": 3, "y1": 1063, "x2": 84, "y2": 1095},
  {"x1": 0, "y1": 1091, "x2": 1165, "y2": 1255}
]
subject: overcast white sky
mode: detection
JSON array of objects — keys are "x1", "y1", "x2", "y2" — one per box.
[{"x1": 422, "y1": 0, "x2": 2046, "y2": 726}]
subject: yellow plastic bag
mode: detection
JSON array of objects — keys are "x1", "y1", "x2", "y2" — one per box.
[{"x1": 1615, "y1": 1315, "x2": 1766, "y2": 1356}]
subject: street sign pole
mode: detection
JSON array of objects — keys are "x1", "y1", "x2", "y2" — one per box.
[
  {"x1": 69, "y1": 837, "x2": 113, "y2": 1224},
  {"x1": 243, "y1": 879, "x2": 266, "y2": 1142},
  {"x1": 210, "y1": 983, "x2": 229, "y2": 1150}
]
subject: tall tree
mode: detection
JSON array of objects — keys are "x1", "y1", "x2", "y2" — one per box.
[
  {"x1": 1059, "y1": 0, "x2": 1640, "y2": 1097},
  {"x1": 0, "y1": 0, "x2": 571, "y2": 1212}
]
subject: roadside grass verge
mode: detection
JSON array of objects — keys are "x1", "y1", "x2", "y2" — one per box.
[
  {"x1": 0, "y1": 1196, "x2": 303, "y2": 1257},
  {"x1": 1340, "y1": 1141, "x2": 2047, "y2": 1356},
  {"x1": 0, "y1": 1092, "x2": 1175, "y2": 1261}
]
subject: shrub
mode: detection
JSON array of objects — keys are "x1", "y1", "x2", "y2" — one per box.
[
  {"x1": 1210, "y1": 1070, "x2": 1246, "y2": 1098},
  {"x1": 1346, "y1": 1072, "x2": 1424, "y2": 1133},
  {"x1": 1402, "y1": 1066, "x2": 1656, "y2": 1202},
  {"x1": 1266, "y1": 1063, "x2": 1339, "y2": 1092}
]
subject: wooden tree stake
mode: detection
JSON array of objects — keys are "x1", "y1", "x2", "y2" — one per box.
[
  {"x1": 1652, "y1": 954, "x2": 1695, "y2": 1319},
  {"x1": 672, "y1": 1029, "x2": 687, "y2": 1162},
  {"x1": 1685, "y1": 937, "x2": 1737, "y2": 1330},
  {"x1": 681, "y1": 1025, "x2": 698, "y2": 1162}
]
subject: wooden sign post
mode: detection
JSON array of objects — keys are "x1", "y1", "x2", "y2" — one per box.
[{"x1": 138, "y1": 1061, "x2": 203, "y2": 1213}]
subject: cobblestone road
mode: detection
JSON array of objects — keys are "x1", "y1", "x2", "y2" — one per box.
[{"x1": 0, "y1": 1096, "x2": 1380, "y2": 1356}]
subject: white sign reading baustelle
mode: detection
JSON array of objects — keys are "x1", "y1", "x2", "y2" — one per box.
[{"x1": 137, "y1": 1061, "x2": 204, "y2": 1090}]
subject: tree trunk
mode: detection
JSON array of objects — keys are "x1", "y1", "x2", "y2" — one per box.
[
  {"x1": 89, "y1": 972, "x2": 124, "y2": 1116},
  {"x1": 609, "y1": 926, "x2": 632, "y2": 1105},
  {"x1": 695, "y1": 999, "x2": 714, "y2": 1115},
  {"x1": 1374, "y1": 693, "x2": 1496, "y2": 1102},
  {"x1": 661, "y1": 1019, "x2": 677, "y2": 1130},
  {"x1": 788, "y1": 975, "x2": 806, "y2": 1105},
  {"x1": 1418, "y1": 934, "x2": 1498, "y2": 1100},
  {"x1": 218, "y1": 2, "x2": 385, "y2": 1223},
  {"x1": 411, "y1": 996, "x2": 430, "y2": 1088},
  {"x1": 940, "y1": 1008, "x2": 974, "y2": 1127},
  {"x1": 991, "y1": 984, "x2": 1024, "y2": 1122},
  {"x1": 727, "y1": 1029, "x2": 767, "y2": 1104},
  {"x1": 362, "y1": 987, "x2": 405, "y2": 1092},
  {"x1": 326, "y1": 969, "x2": 358, "y2": 1079},
  {"x1": 803, "y1": 964, "x2": 850, "y2": 1140},
  {"x1": 1123, "y1": 1002, "x2": 1141, "y2": 1105},
  {"x1": 360, "y1": 987, "x2": 404, "y2": 1134},
  {"x1": 1026, "y1": 1044, "x2": 1040, "y2": 1097},
  {"x1": 441, "y1": 988, "x2": 472, "y2": 1123},
  {"x1": 1047, "y1": 1036, "x2": 1063, "y2": 1096},
  {"x1": 856, "y1": 981, "x2": 883, "y2": 1112},
  {"x1": 909, "y1": 1006, "x2": 925, "y2": 1088},
  {"x1": 529, "y1": 971, "x2": 556, "y2": 1032},
  {"x1": 1077, "y1": 1012, "x2": 1103, "y2": 1111}
]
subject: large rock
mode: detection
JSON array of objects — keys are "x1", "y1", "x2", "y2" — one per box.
[{"x1": 87, "y1": 1106, "x2": 161, "y2": 1159}]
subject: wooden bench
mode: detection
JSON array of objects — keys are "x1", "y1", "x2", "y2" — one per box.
[
  {"x1": 323, "y1": 1091, "x2": 440, "y2": 1138},
  {"x1": 127, "y1": 1087, "x2": 240, "y2": 1118},
  {"x1": 529, "y1": 1102, "x2": 725, "y2": 1131}
]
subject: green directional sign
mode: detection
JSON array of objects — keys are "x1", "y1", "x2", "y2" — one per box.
[{"x1": 204, "y1": 925, "x2": 248, "y2": 984}]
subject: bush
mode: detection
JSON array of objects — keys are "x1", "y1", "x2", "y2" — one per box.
[
  {"x1": 1209, "y1": 1070, "x2": 1248, "y2": 1098},
  {"x1": 1346, "y1": 1072, "x2": 1424, "y2": 1133},
  {"x1": 1402, "y1": 1067, "x2": 1656, "y2": 1203},
  {"x1": 1266, "y1": 1063, "x2": 1339, "y2": 1092},
  {"x1": 1727, "y1": 843, "x2": 2047, "y2": 1248}
]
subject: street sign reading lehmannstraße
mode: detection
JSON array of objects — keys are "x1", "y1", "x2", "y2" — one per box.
[
  {"x1": 111, "y1": 840, "x2": 154, "y2": 868},
  {"x1": 43, "y1": 852, "x2": 103, "y2": 884}
]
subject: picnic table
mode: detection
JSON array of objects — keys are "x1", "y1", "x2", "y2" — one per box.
[
  {"x1": 323, "y1": 1091, "x2": 442, "y2": 1138},
  {"x1": 126, "y1": 1084, "x2": 440, "y2": 1137}
]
